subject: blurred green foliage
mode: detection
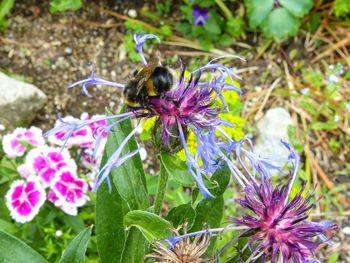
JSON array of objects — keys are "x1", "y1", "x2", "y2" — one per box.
[{"x1": 49, "y1": 0, "x2": 82, "y2": 13}]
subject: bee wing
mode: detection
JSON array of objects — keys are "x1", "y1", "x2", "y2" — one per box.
[
  {"x1": 136, "y1": 77, "x2": 146, "y2": 96},
  {"x1": 133, "y1": 59, "x2": 159, "y2": 96}
]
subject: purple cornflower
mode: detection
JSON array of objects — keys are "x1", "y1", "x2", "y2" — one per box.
[
  {"x1": 192, "y1": 4, "x2": 210, "y2": 25},
  {"x1": 224, "y1": 177, "x2": 337, "y2": 262},
  {"x1": 142, "y1": 144, "x2": 336, "y2": 262},
  {"x1": 44, "y1": 32, "x2": 291, "y2": 199},
  {"x1": 160, "y1": 177, "x2": 337, "y2": 262}
]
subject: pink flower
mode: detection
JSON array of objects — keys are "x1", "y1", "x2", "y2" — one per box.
[
  {"x1": 49, "y1": 171, "x2": 88, "y2": 216},
  {"x1": 79, "y1": 146, "x2": 105, "y2": 171},
  {"x1": 47, "y1": 189, "x2": 77, "y2": 215},
  {"x1": 17, "y1": 164, "x2": 31, "y2": 179},
  {"x1": 2, "y1": 127, "x2": 45, "y2": 158},
  {"x1": 25, "y1": 146, "x2": 77, "y2": 188},
  {"x1": 48, "y1": 115, "x2": 94, "y2": 148},
  {"x1": 6, "y1": 177, "x2": 46, "y2": 223},
  {"x1": 47, "y1": 189, "x2": 59, "y2": 203},
  {"x1": 80, "y1": 112, "x2": 108, "y2": 139}
]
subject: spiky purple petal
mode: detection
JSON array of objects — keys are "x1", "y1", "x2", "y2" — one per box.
[{"x1": 225, "y1": 177, "x2": 337, "y2": 262}]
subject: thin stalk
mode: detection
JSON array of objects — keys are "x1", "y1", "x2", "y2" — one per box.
[
  {"x1": 153, "y1": 161, "x2": 169, "y2": 215},
  {"x1": 75, "y1": 147, "x2": 85, "y2": 164},
  {"x1": 214, "y1": 0, "x2": 233, "y2": 19},
  {"x1": 254, "y1": 39, "x2": 273, "y2": 61}
]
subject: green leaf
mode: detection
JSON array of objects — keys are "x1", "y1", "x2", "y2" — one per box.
[
  {"x1": 0, "y1": 0, "x2": 15, "y2": 30},
  {"x1": 0, "y1": 219, "x2": 16, "y2": 233},
  {"x1": 189, "y1": 168, "x2": 230, "y2": 255},
  {"x1": 59, "y1": 226, "x2": 92, "y2": 263},
  {"x1": 145, "y1": 174, "x2": 159, "y2": 195},
  {"x1": 160, "y1": 25, "x2": 172, "y2": 37},
  {"x1": 305, "y1": 12, "x2": 321, "y2": 32},
  {"x1": 203, "y1": 17, "x2": 221, "y2": 34},
  {"x1": 219, "y1": 34, "x2": 233, "y2": 46},
  {"x1": 334, "y1": 0, "x2": 350, "y2": 17},
  {"x1": 310, "y1": 121, "x2": 338, "y2": 130},
  {"x1": 327, "y1": 253, "x2": 339, "y2": 263},
  {"x1": 225, "y1": 17, "x2": 244, "y2": 38},
  {"x1": 124, "y1": 210, "x2": 171, "y2": 242},
  {"x1": 158, "y1": 153, "x2": 217, "y2": 190},
  {"x1": 49, "y1": 0, "x2": 82, "y2": 13},
  {"x1": 279, "y1": 0, "x2": 313, "y2": 17},
  {"x1": 62, "y1": 214, "x2": 85, "y2": 234},
  {"x1": 159, "y1": 153, "x2": 195, "y2": 186},
  {"x1": 175, "y1": 23, "x2": 192, "y2": 35},
  {"x1": 263, "y1": 8, "x2": 300, "y2": 41},
  {"x1": 199, "y1": 38, "x2": 214, "y2": 51},
  {"x1": 210, "y1": 167, "x2": 231, "y2": 196},
  {"x1": 166, "y1": 203, "x2": 196, "y2": 229},
  {"x1": 96, "y1": 153, "x2": 126, "y2": 263},
  {"x1": 298, "y1": 101, "x2": 316, "y2": 115},
  {"x1": 105, "y1": 108, "x2": 149, "y2": 210},
  {"x1": 0, "y1": 230, "x2": 47, "y2": 263},
  {"x1": 121, "y1": 227, "x2": 147, "y2": 263},
  {"x1": 245, "y1": 0, "x2": 274, "y2": 28}
]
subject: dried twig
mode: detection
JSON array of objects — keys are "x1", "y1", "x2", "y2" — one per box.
[
  {"x1": 311, "y1": 38, "x2": 350, "y2": 64},
  {"x1": 254, "y1": 77, "x2": 281, "y2": 121},
  {"x1": 309, "y1": 153, "x2": 349, "y2": 206},
  {"x1": 0, "y1": 37, "x2": 41, "y2": 48}
]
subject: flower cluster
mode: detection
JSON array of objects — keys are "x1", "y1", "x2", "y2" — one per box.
[
  {"x1": 44, "y1": 32, "x2": 287, "y2": 199},
  {"x1": 152, "y1": 145, "x2": 337, "y2": 262},
  {"x1": 225, "y1": 177, "x2": 337, "y2": 262},
  {"x1": 37, "y1": 31, "x2": 336, "y2": 261},
  {"x1": 2, "y1": 117, "x2": 105, "y2": 222}
]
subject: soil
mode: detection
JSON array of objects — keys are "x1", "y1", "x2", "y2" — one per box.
[{"x1": 1, "y1": 0, "x2": 349, "y2": 261}]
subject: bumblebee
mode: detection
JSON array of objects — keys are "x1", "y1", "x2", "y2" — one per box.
[{"x1": 123, "y1": 59, "x2": 178, "y2": 108}]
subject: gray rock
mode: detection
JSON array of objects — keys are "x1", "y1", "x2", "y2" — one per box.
[
  {"x1": 342, "y1": 226, "x2": 350, "y2": 236},
  {"x1": 0, "y1": 72, "x2": 47, "y2": 132},
  {"x1": 254, "y1": 107, "x2": 293, "y2": 175},
  {"x1": 128, "y1": 9, "x2": 137, "y2": 18}
]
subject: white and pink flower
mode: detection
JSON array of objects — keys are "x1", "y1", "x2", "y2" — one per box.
[
  {"x1": 48, "y1": 115, "x2": 93, "y2": 148},
  {"x1": 49, "y1": 171, "x2": 88, "y2": 216},
  {"x1": 17, "y1": 164, "x2": 31, "y2": 179},
  {"x1": 25, "y1": 146, "x2": 77, "y2": 188},
  {"x1": 79, "y1": 146, "x2": 105, "y2": 170},
  {"x1": 6, "y1": 177, "x2": 46, "y2": 223},
  {"x1": 2, "y1": 127, "x2": 45, "y2": 158},
  {"x1": 80, "y1": 112, "x2": 108, "y2": 140}
]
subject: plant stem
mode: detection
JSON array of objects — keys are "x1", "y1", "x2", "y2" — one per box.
[
  {"x1": 75, "y1": 147, "x2": 85, "y2": 163},
  {"x1": 254, "y1": 39, "x2": 273, "y2": 61},
  {"x1": 153, "y1": 162, "x2": 169, "y2": 215},
  {"x1": 214, "y1": 0, "x2": 233, "y2": 19}
]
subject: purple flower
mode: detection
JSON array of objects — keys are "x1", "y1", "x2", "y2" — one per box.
[
  {"x1": 192, "y1": 4, "x2": 210, "y2": 25},
  {"x1": 44, "y1": 33, "x2": 291, "y2": 199},
  {"x1": 224, "y1": 177, "x2": 337, "y2": 262}
]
